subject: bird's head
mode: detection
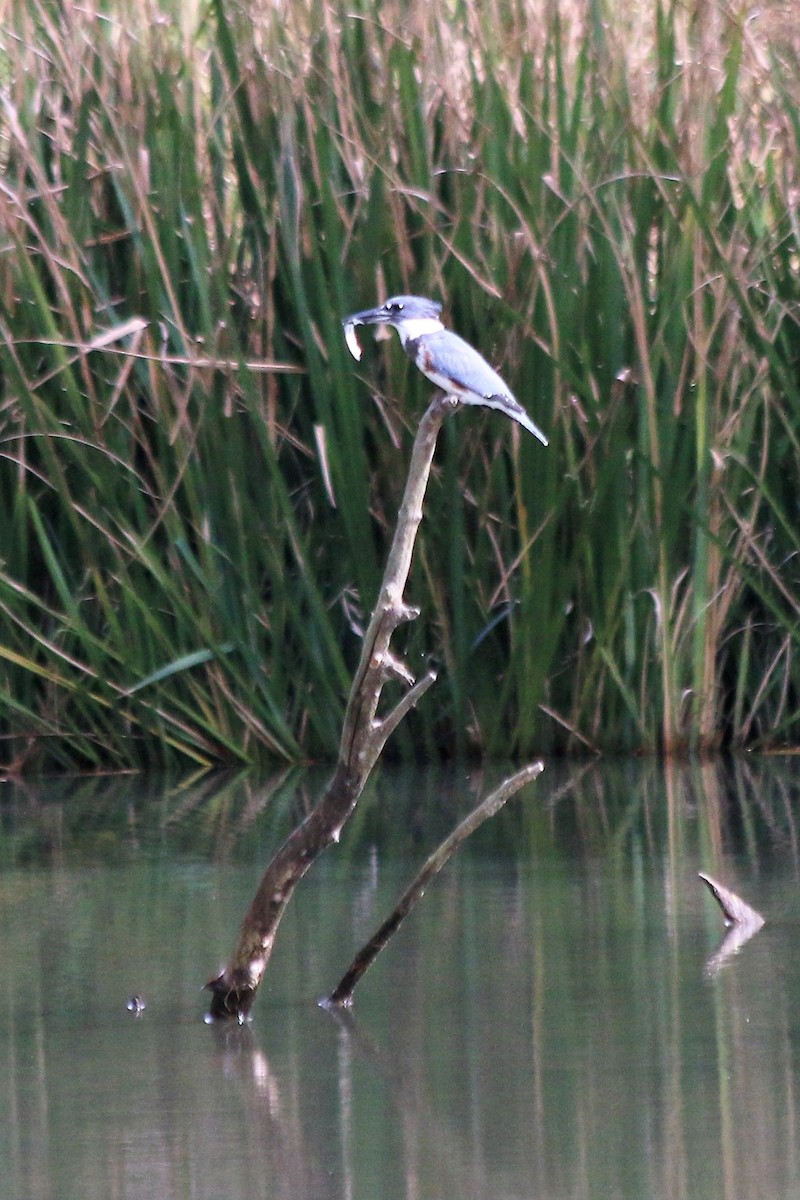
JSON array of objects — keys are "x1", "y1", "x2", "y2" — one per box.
[
  {"x1": 345, "y1": 295, "x2": 442, "y2": 328},
  {"x1": 342, "y1": 296, "x2": 444, "y2": 357}
]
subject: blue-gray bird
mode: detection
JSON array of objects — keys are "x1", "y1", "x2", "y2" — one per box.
[{"x1": 342, "y1": 295, "x2": 548, "y2": 445}]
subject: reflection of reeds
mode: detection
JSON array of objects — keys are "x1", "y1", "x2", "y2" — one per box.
[
  {"x1": 4, "y1": 756, "x2": 800, "y2": 1198},
  {"x1": 2, "y1": 1, "x2": 800, "y2": 770}
]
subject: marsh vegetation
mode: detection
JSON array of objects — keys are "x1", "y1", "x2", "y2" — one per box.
[{"x1": 2, "y1": 0, "x2": 799, "y2": 771}]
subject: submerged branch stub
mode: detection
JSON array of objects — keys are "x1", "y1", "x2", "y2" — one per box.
[
  {"x1": 206, "y1": 399, "x2": 450, "y2": 1022},
  {"x1": 699, "y1": 872, "x2": 765, "y2": 929},
  {"x1": 205, "y1": 971, "x2": 258, "y2": 1023},
  {"x1": 699, "y1": 871, "x2": 765, "y2": 975}
]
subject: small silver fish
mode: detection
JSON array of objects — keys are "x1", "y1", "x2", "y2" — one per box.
[{"x1": 342, "y1": 320, "x2": 363, "y2": 362}]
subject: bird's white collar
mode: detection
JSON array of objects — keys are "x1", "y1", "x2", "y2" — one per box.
[{"x1": 393, "y1": 316, "x2": 444, "y2": 346}]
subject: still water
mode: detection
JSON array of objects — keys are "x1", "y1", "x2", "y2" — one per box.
[{"x1": 2, "y1": 757, "x2": 800, "y2": 1200}]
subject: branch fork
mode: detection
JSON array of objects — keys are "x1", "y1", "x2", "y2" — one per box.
[{"x1": 206, "y1": 397, "x2": 450, "y2": 1021}]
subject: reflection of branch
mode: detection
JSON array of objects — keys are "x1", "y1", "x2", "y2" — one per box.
[
  {"x1": 208, "y1": 1024, "x2": 333, "y2": 1197},
  {"x1": 699, "y1": 872, "x2": 765, "y2": 974},
  {"x1": 206, "y1": 398, "x2": 451, "y2": 1021},
  {"x1": 326, "y1": 1008, "x2": 491, "y2": 1200},
  {"x1": 325, "y1": 762, "x2": 544, "y2": 1009}
]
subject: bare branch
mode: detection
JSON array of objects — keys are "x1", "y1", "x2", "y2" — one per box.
[
  {"x1": 325, "y1": 761, "x2": 544, "y2": 1009},
  {"x1": 205, "y1": 397, "x2": 451, "y2": 1021},
  {"x1": 699, "y1": 872, "x2": 765, "y2": 928},
  {"x1": 699, "y1": 871, "x2": 765, "y2": 975}
]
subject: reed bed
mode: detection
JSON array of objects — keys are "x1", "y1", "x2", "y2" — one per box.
[{"x1": 1, "y1": 0, "x2": 798, "y2": 771}]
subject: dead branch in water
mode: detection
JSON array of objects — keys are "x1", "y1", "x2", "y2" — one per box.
[
  {"x1": 699, "y1": 871, "x2": 765, "y2": 974},
  {"x1": 324, "y1": 761, "x2": 544, "y2": 1009},
  {"x1": 206, "y1": 396, "x2": 451, "y2": 1021},
  {"x1": 699, "y1": 872, "x2": 765, "y2": 929}
]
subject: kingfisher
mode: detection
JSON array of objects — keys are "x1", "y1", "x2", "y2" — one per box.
[{"x1": 342, "y1": 295, "x2": 548, "y2": 445}]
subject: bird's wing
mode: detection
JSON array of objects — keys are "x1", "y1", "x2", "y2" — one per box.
[
  {"x1": 424, "y1": 332, "x2": 549, "y2": 446},
  {"x1": 423, "y1": 331, "x2": 511, "y2": 399}
]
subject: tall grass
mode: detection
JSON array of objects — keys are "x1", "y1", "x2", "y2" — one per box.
[{"x1": 1, "y1": 0, "x2": 799, "y2": 771}]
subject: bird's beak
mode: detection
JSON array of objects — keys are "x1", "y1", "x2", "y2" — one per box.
[
  {"x1": 341, "y1": 304, "x2": 390, "y2": 328},
  {"x1": 341, "y1": 304, "x2": 392, "y2": 362}
]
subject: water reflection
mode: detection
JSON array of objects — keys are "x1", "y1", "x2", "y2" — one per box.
[{"x1": 2, "y1": 757, "x2": 800, "y2": 1199}]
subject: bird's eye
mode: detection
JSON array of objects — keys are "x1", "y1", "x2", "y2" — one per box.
[{"x1": 387, "y1": 300, "x2": 404, "y2": 313}]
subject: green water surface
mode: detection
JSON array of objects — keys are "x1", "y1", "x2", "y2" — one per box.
[{"x1": 2, "y1": 758, "x2": 799, "y2": 1199}]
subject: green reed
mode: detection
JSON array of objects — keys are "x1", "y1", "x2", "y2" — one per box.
[{"x1": 1, "y1": 0, "x2": 798, "y2": 771}]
